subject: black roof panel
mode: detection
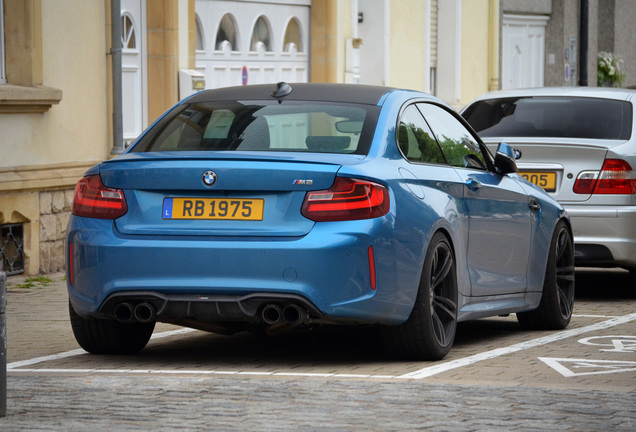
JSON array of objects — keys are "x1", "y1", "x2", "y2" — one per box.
[{"x1": 186, "y1": 83, "x2": 395, "y2": 105}]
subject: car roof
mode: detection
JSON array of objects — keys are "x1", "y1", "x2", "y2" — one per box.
[
  {"x1": 186, "y1": 82, "x2": 400, "y2": 106},
  {"x1": 467, "y1": 86, "x2": 636, "y2": 103}
]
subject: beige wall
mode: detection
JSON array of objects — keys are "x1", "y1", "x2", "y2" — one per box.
[
  {"x1": 0, "y1": 0, "x2": 108, "y2": 274},
  {"x1": 147, "y1": 0, "x2": 180, "y2": 122},
  {"x1": 389, "y1": 1, "x2": 426, "y2": 91},
  {"x1": 310, "y1": 0, "x2": 341, "y2": 83},
  {"x1": 459, "y1": 1, "x2": 493, "y2": 107},
  {"x1": 0, "y1": 0, "x2": 109, "y2": 168}
]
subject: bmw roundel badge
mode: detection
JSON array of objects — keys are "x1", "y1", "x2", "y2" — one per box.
[{"x1": 202, "y1": 171, "x2": 217, "y2": 186}]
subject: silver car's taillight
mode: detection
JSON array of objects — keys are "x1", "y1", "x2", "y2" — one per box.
[{"x1": 573, "y1": 159, "x2": 636, "y2": 195}]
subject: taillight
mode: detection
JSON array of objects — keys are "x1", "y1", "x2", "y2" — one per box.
[
  {"x1": 301, "y1": 177, "x2": 390, "y2": 222},
  {"x1": 72, "y1": 174, "x2": 128, "y2": 219},
  {"x1": 574, "y1": 159, "x2": 636, "y2": 195}
]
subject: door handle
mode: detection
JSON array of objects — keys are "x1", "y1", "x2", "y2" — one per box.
[
  {"x1": 529, "y1": 198, "x2": 541, "y2": 212},
  {"x1": 466, "y1": 178, "x2": 481, "y2": 191}
]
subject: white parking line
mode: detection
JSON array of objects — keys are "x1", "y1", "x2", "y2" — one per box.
[
  {"x1": 399, "y1": 313, "x2": 636, "y2": 379},
  {"x1": 7, "y1": 328, "x2": 196, "y2": 370},
  {"x1": 8, "y1": 314, "x2": 636, "y2": 380}
]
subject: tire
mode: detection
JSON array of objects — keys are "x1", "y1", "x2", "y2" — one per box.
[
  {"x1": 517, "y1": 220, "x2": 575, "y2": 330},
  {"x1": 383, "y1": 232, "x2": 458, "y2": 361},
  {"x1": 628, "y1": 268, "x2": 636, "y2": 285},
  {"x1": 69, "y1": 302, "x2": 155, "y2": 354}
]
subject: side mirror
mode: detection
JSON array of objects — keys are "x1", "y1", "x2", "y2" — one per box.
[{"x1": 494, "y1": 142, "x2": 518, "y2": 175}]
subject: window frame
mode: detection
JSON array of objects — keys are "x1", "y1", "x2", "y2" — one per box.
[
  {"x1": 250, "y1": 15, "x2": 273, "y2": 52},
  {"x1": 121, "y1": 12, "x2": 137, "y2": 51},
  {"x1": 415, "y1": 101, "x2": 495, "y2": 172},
  {"x1": 215, "y1": 13, "x2": 240, "y2": 52},
  {"x1": 0, "y1": 0, "x2": 62, "y2": 113},
  {"x1": 283, "y1": 17, "x2": 303, "y2": 53},
  {"x1": 396, "y1": 103, "x2": 447, "y2": 166}
]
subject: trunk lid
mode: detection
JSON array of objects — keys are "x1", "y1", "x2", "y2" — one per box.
[
  {"x1": 483, "y1": 137, "x2": 614, "y2": 202},
  {"x1": 100, "y1": 152, "x2": 360, "y2": 237}
]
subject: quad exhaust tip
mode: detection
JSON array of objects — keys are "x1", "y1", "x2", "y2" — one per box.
[
  {"x1": 261, "y1": 303, "x2": 307, "y2": 326},
  {"x1": 114, "y1": 302, "x2": 135, "y2": 323},
  {"x1": 134, "y1": 302, "x2": 156, "y2": 323},
  {"x1": 114, "y1": 302, "x2": 156, "y2": 323}
]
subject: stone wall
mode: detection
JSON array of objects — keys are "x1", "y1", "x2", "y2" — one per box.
[{"x1": 39, "y1": 189, "x2": 74, "y2": 274}]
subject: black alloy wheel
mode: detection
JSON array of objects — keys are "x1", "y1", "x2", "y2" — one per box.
[
  {"x1": 383, "y1": 232, "x2": 458, "y2": 360},
  {"x1": 517, "y1": 220, "x2": 575, "y2": 329}
]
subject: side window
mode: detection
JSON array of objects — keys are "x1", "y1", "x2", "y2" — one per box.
[
  {"x1": 417, "y1": 103, "x2": 487, "y2": 169},
  {"x1": 397, "y1": 105, "x2": 446, "y2": 164}
]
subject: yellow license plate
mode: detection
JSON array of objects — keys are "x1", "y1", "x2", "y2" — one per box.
[
  {"x1": 519, "y1": 171, "x2": 557, "y2": 192},
  {"x1": 162, "y1": 198, "x2": 264, "y2": 220}
]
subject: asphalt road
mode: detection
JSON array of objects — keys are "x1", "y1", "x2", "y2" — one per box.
[{"x1": 1, "y1": 268, "x2": 635, "y2": 431}]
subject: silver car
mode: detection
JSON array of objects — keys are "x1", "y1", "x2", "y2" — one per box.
[{"x1": 462, "y1": 87, "x2": 636, "y2": 279}]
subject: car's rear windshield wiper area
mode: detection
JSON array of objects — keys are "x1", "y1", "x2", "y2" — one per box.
[
  {"x1": 132, "y1": 101, "x2": 380, "y2": 155},
  {"x1": 463, "y1": 96, "x2": 633, "y2": 140}
]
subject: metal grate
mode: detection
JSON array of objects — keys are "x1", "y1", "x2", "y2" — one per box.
[{"x1": 0, "y1": 223, "x2": 24, "y2": 275}]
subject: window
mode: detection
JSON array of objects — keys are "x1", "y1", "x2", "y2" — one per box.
[
  {"x1": 397, "y1": 105, "x2": 445, "y2": 164},
  {"x1": 195, "y1": 14, "x2": 204, "y2": 51},
  {"x1": 462, "y1": 97, "x2": 633, "y2": 140},
  {"x1": 1, "y1": 223, "x2": 24, "y2": 275},
  {"x1": 132, "y1": 101, "x2": 379, "y2": 155},
  {"x1": 0, "y1": 0, "x2": 5, "y2": 84},
  {"x1": 250, "y1": 16, "x2": 272, "y2": 52},
  {"x1": 0, "y1": 0, "x2": 62, "y2": 112},
  {"x1": 121, "y1": 14, "x2": 136, "y2": 50},
  {"x1": 215, "y1": 14, "x2": 239, "y2": 51},
  {"x1": 283, "y1": 18, "x2": 303, "y2": 53},
  {"x1": 417, "y1": 103, "x2": 487, "y2": 169}
]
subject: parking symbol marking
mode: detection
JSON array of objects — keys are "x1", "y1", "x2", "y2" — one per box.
[
  {"x1": 539, "y1": 357, "x2": 636, "y2": 377},
  {"x1": 578, "y1": 335, "x2": 636, "y2": 353}
]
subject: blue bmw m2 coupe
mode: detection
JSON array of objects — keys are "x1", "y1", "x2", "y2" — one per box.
[{"x1": 66, "y1": 83, "x2": 574, "y2": 360}]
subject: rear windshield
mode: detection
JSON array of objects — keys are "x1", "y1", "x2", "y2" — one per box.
[
  {"x1": 462, "y1": 96, "x2": 633, "y2": 140},
  {"x1": 131, "y1": 101, "x2": 379, "y2": 154}
]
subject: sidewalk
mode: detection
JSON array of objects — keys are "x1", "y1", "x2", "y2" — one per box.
[{"x1": 4, "y1": 272, "x2": 77, "y2": 363}]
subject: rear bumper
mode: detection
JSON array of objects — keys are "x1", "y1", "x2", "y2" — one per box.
[
  {"x1": 66, "y1": 214, "x2": 422, "y2": 326},
  {"x1": 563, "y1": 204, "x2": 636, "y2": 269},
  {"x1": 98, "y1": 291, "x2": 333, "y2": 333}
]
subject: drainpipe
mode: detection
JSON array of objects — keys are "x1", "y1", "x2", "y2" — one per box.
[
  {"x1": 579, "y1": 0, "x2": 589, "y2": 86},
  {"x1": 111, "y1": 0, "x2": 124, "y2": 155}
]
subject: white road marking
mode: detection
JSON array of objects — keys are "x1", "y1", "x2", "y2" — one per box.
[
  {"x1": 7, "y1": 349, "x2": 87, "y2": 370},
  {"x1": 539, "y1": 357, "x2": 636, "y2": 377},
  {"x1": 7, "y1": 328, "x2": 196, "y2": 370},
  {"x1": 8, "y1": 314, "x2": 636, "y2": 380},
  {"x1": 398, "y1": 312, "x2": 636, "y2": 379}
]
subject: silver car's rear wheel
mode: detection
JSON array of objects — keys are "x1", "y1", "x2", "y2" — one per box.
[
  {"x1": 383, "y1": 232, "x2": 458, "y2": 360},
  {"x1": 517, "y1": 220, "x2": 575, "y2": 329}
]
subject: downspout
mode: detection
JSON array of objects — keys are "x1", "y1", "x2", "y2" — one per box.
[
  {"x1": 579, "y1": 0, "x2": 589, "y2": 86},
  {"x1": 111, "y1": 0, "x2": 124, "y2": 155}
]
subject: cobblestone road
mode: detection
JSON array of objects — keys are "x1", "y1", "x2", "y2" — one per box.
[{"x1": 1, "y1": 269, "x2": 635, "y2": 431}]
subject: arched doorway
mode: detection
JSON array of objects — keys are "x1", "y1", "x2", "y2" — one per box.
[{"x1": 195, "y1": 0, "x2": 309, "y2": 88}]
